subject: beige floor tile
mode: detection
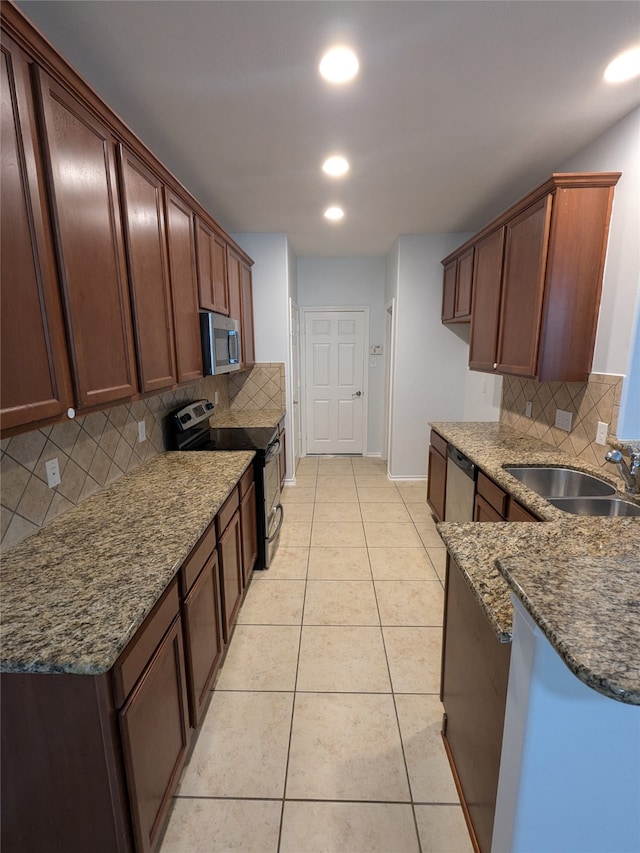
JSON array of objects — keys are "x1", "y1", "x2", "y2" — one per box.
[
  {"x1": 178, "y1": 691, "x2": 293, "y2": 798},
  {"x1": 427, "y1": 547, "x2": 447, "y2": 582},
  {"x1": 360, "y1": 502, "x2": 412, "y2": 522},
  {"x1": 316, "y1": 473, "x2": 356, "y2": 487},
  {"x1": 281, "y1": 486, "x2": 316, "y2": 503},
  {"x1": 255, "y1": 546, "x2": 308, "y2": 580},
  {"x1": 383, "y1": 627, "x2": 442, "y2": 693},
  {"x1": 358, "y1": 486, "x2": 402, "y2": 503},
  {"x1": 311, "y1": 521, "x2": 366, "y2": 547},
  {"x1": 286, "y1": 693, "x2": 411, "y2": 801},
  {"x1": 280, "y1": 801, "x2": 419, "y2": 853},
  {"x1": 353, "y1": 473, "x2": 396, "y2": 487},
  {"x1": 238, "y1": 580, "x2": 305, "y2": 624},
  {"x1": 317, "y1": 459, "x2": 354, "y2": 473},
  {"x1": 312, "y1": 502, "x2": 362, "y2": 522},
  {"x1": 415, "y1": 523, "x2": 446, "y2": 548},
  {"x1": 368, "y1": 547, "x2": 440, "y2": 581},
  {"x1": 307, "y1": 546, "x2": 372, "y2": 580},
  {"x1": 281, "y1": 502, "x2": 314, "y2": 523},
  {"x1": 296, "y1": 626, "x2": 391, "y2": 692},
  {"x1": 351, "y1": 457, "x2": 386, "y2": 470},
  {"x1": 278, "y1": 522, "x2": 311, "y2": 547},
  {"x1": 315, "y1": 485, "x2": 359, "y2": 503},
  {"x1": 215, "y1": 625, "x2": 300, "y2": 690},
  {"x1": 415, "y1": 804, "x2": 474, "y2": 852},
  {"x1": 292, "y1": 471, "x2": 317, "y2": 485},
  {"x1": 397, "y1": 481, "x2": 428, "y2": 503},
  {"x1": 375, "y1": 580, "x2": 444, "y2": 626},
  {"x1": 395, "y1": 694, "x2": 460, "y2": 803},
  {"x1": 296, "y1": 457, "x2": 318, "y2": 471},
  {"x1": 407, "y1": 503, "x2": 438, "y2": 524},
  {"x1": 364, "y1": 521, "x2": 423, "y2": 548},
  {"x1": 304, "y1": 580, "x2": 380, "y2": 625},
  {"x1": 161, "y1": 798, "x2": 281, "y2": 853}
]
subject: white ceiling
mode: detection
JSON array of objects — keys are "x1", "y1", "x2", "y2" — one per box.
[{"x1": 18, "y1": 0, "x2": 640, "y2": 256}]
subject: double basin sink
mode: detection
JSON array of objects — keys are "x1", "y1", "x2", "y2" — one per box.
[{"x1": 504, "y1": 466, "x2": 640, "y2": 517}]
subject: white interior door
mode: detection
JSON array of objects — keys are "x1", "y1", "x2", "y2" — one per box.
[
  {"x1": 289, "y1": 299, "x2": 301, "y2": 471},
  {"x1": 304, "y1": 309, "x2": 366, "y2": 455}
]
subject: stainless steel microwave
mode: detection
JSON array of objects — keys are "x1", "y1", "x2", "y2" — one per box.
[{"x1": 200, "y1": 312, "x2": 241, "y2": 374}]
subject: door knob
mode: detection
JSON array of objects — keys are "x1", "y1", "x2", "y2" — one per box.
[{"x1": 352, "y1": 391, "x2": 362, "y2": 397}]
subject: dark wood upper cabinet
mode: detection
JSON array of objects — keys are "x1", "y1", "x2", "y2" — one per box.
[
  {"x1": 240, "y1": 261, "x2": 256, "y2": 368},
  {"x1": 0, "y1": 34, "x2": 73, "y2": 432},
  {"x1": 454, "y1": 248, "x2": 474, "y2": 319},
  {"x1": 227, "y1": 245, "x2": 243, "y2": 322},
  {"x1": 118, "y1": 145, "x2": 177, "y2": 393},
  {"x1": 444, "y1": 173, "x2": 620, "y2": 382},
  {"x1": 195, "y1": 218, "x2": 229, "y2": 315},
  {"x1": 441, "y1": 260, "x2": 457, "y2": 322},
  {"x1": 164, "y1": 189, "x2": 203, "y2": 385},
  {"x1": 468, "y1": 228, "x2": 506, "y2": 372},
  {"x1": 35, "y1": 68, "x2": 138, "y2": 409}
]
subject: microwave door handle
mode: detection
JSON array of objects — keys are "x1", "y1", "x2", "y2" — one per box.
[{"x1": 229, "y1": 331, "x2": 239, "y2": 363}]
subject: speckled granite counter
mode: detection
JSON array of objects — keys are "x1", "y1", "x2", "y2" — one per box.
[
  {"x1": 497, "y1": 554, "x2": 640, "y2": 704},
  {"x1": 209, "y1": 408, "x2": 285, "y2": 430},
  {"x1": 0, "y1": 450, "x2": 254, "y2": 676},
  {"x1": 431, "y1": 421, "x2": 640, "y2": 704}
]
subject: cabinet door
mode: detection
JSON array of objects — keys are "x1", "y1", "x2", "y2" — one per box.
[
  {"x1": 35, "y1": 69, "x2": 138, "y2": 409},
  {"x1": 226, "y1": 245, "x2": 242, "y2": 322},
  {"x1": 496, "y1": 196, "x2": 553, "y2": 378},
  {"x1": 441, "y1": 260, "x2": 456, "y2": 322},
  {"x1": 469, "y1": 228, "x2": 505, "y2": 372},
  {"x1": 195, "y1": 218, "x2": 229, "y2": 315},
  {"x1": 218, "y1": 510, "x2": 243, "y2": 643},
  {"x1": 164, "y1": 190, "x2": 203, "y2": 384},
  {"x1": 240, "y1": 261, "x2": 256, "y2": 367},
  {"x1": 119, "y1": 616, "x2": 190, "y2": 853},
  {"x1": 426, "y1": 445, "x2": 447, "y2": 522},
  {"x1": 474, "y1": 494, "x2": 504, "y2": 522},
  {"x1": 240, "y1": 480, "x2": 258, "y2": 587},
  {"x1": 454, "y1": 248, "x2": 474, "y2": 319},
  {"x1": 118, "y1": 145, "x2": 176, "y2": 393},
  {"x1": 182, "y1": 552, "x2": 223, "y2": 728},
  {"x1": 0, "y1": 35, "x2": 73, "y2": 432},
  {"x1": 506, "y1": 501, "x2": 539, "y2": 523}
]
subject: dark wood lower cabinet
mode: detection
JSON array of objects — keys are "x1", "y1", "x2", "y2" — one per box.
[
  {"x1": 427, "y1": 430, "x2": 448, "y2": 521},
  {"x1": 441, "y1": 555, "x2": 511, "y2": 853},
  {"x1": 218, "y1": 509, "x2": 243, "y2": 643},
  {"x1": 119, "y1": 616, "x2": 190, "y2": 853},
  {"x1": 240, "y1": 479, "x2": 258, "y2": 587}
]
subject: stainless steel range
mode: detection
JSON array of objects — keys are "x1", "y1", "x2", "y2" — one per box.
[{"x1": 168, "y1": 401, "x2": 284, "y2": 569}]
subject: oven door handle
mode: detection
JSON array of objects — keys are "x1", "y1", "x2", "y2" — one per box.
[
  {"x1": 265, "y1": 438, "x2": 281, "y2": 461},
  {"x1": 267, "y1": 503, "x2": 284, "y2": 541}
]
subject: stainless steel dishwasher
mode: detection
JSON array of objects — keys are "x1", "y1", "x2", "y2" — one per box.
[{"x1": 445, "y1": 445, "x2": 476, "y2": 521}]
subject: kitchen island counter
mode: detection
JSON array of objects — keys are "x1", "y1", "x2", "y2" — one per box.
[{"x1": 0, "y1": 450, "x2": 254, "y2": 676}]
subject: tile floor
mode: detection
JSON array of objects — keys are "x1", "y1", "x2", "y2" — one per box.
[{"x1": 160, "y1": 456, "x2": 473, "y2": 853}]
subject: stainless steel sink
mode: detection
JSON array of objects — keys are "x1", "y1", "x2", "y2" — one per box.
[
  {"x1": 504, "y1": 466, "x2": 616, "y2": 498},
  {"x1": 548, "y1": 497, "x2": 640, "y2": 517}
]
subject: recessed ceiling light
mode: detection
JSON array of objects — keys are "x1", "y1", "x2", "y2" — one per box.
[
  {"x1": 604, "y1": 46, "x2": 640, "y2": 83},
  {"x1": 324, "y1": 206, "x2": 344, "y2": 221},
  {"x1": 319, "y1": 46, "x2": 359, "y2": 84},
  {"x1": 322, "y1": 155, "x2": 350, "y2": 177}
]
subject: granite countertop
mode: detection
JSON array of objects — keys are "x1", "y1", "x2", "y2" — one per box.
[
  {"x1": 209, "y1": 408, "x2": 285, "y2": 430},
  {"x1": 497, "y1": 554, "x2": 640, "y2": 704},
  {"x1": 431, "y1": 421, "x2": 640, "y2": 704},
  {"x1": 0, "y1": 450, "x2": 254, "y2": 677}
]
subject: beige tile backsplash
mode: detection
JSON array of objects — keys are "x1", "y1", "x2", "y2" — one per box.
[
  {"x1": 1, "y1": 363, "x2": 285, "y2": 550},
  {"x1": 500, "y1": 373, "x2": 624, "y2": 468}
]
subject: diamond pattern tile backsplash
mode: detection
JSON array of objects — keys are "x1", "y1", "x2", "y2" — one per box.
[
  {"x1": 500, "y1": 372, "x2": 625, "y2": 467},
  {"x1": 1, "y1": 363, "x2": 285, "y2": 551}
]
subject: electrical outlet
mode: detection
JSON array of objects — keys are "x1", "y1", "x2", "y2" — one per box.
[
  {"x1": 45, "y1": 458, "x2": 61, "y2": 488},
  {"x1": 137, "y1": 420, "x2": 146, "y2": 443},
  {"x1": 525, "y1": 400, "x2": 533, "y2": 418},
  {"x1": 595, "y1": 421, "x2": 609, "y2": 446},
  {"x1": 555, "y1": 409, "x2": 573, "y2": 432}
]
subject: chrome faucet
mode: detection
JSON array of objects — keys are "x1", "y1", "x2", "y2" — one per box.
[{"x1": 605, "y1": 446, "x2": 640, "y2": 494}]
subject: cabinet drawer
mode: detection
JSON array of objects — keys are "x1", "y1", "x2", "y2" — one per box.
[
  {"x1": 239, "y1": 465, "x2": 254, "y2": 498},
  {"x1": 430, "y1": 429, "x2": 448, "y2": 459},
  {"x1": 476, "y1": 470, "x2": 508, "y2": 518},
  {"x1": 216, "y1": 487, "x2": 240, "y2": 536},
  {"x1": 180, "y1": 520, "x2": 217, "y2": 595},
  {"x1": 112, "y1": 577, "x2": 180, "y2": 707}
]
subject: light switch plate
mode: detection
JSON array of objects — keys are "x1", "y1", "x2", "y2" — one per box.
[
  {"x1": 595, "y1": 421, "x2": 609, "y2": 446},
  {"x1": 137, "y1": 420, "x2": 146, "y2": 443},
  {"x1": 45, "y1": 458, "x2": 61, "y2": 488},
  {"x1": 555, "y1": 409, "x2": 573, "y2": 432}
]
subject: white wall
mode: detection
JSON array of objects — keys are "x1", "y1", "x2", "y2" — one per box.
[
  {"x1": 558, "y1": 106, "x2": 640, "y2": 437},
  {"x1": 389, "y1": 234, "x2": 471, "y2": 478},
  {"x1": 297, "y1": 256, "x2": 386, "y2": 455}
]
